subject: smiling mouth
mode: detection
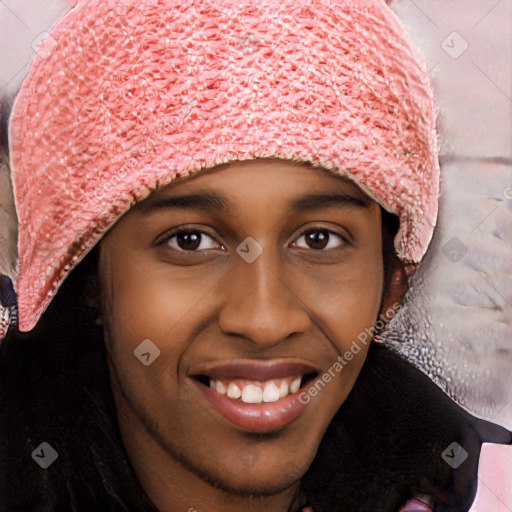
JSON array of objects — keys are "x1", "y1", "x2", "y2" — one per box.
[
  {"x1": 189, "y1": 360, "x2": 320, "y2": 431},
  {"x1": 193, "y1": 373, "x2": 318, "y2": 404}
]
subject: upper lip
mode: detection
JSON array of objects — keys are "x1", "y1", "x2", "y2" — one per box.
[{"x1": 189, "y1": 359, "x2": 320, "y2": 381}]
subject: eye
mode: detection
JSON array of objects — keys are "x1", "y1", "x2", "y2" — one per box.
[
  {"x1": 159, "y1": 228, "x2": 224, "y2": 252},
  {"x1": 291, "y1": 227, "x2": 349, "y2": 251}
]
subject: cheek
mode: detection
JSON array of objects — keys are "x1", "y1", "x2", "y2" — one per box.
[
  {"x1": 301, "y1": 256, "x2": 383, "y2": 405},
  {"x1": 100, "y1": 247, "x2": 224, "y2": 410},
  {"x1": 305, "y1": 250, "x2": 384, "y2": 349},
  {"x1": 105, "y1": 248, "x2": 222, "y2": 346},
  {"x1": 101, "y1": 250, "x2": 215, "y2": 421}
]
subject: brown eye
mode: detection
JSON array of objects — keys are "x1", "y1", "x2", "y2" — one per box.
[
  {"x1": 176, "y1": 231, "x2": 202, "y2": 251},
  {"x1": 293, "y1": 228, "x2": 348, "y2": 251},
  {"x1": 304, "y1": 229, "x2": 329, "y2": 250},
  {"x1": 162, "y1": 229, "x2": 222, "y2": 252}
]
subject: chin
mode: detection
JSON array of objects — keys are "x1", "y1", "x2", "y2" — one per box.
[
  {"x1": 207, "y1": 449, "x2": 313, "y2": 497},
  {"x1": 208, "y1": 468, "x2": 303, "y2": 498}
]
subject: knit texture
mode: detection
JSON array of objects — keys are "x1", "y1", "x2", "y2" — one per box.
[{"x1": 7, "y1": 0, "x2": 440, "y2": 332}]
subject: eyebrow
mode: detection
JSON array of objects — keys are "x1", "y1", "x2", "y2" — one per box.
[
  {"x1": 137, "y1": 191, "x2": 370, "y2": 214},
  {"x1": 288, "y1": 192, "x2": 370, "y2": 211},
  {"x1": 137, "y1": 193, "x2": 230, "y2": 213}
]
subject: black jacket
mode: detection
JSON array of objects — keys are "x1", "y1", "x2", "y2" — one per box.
[{"x1": 302, "y1": 342, "x2": 512, "y2": 512}]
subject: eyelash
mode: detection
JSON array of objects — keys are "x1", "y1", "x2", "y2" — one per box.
[
  {"x1": 156, "y1": 224, "x2": 351, "y2": 254},
  {"x1": 293, "y1": 225, "x2": 351, "y2": 250}
]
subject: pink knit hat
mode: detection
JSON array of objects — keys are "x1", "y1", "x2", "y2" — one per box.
[{"x1": 4, "y1": 0, "x2": 440, "y2": 333}]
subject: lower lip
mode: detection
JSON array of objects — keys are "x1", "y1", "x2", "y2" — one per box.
[{"x1": 191, "y1": 379, "x2": 312, "y2": 432}]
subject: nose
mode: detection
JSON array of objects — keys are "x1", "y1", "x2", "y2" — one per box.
[{"x1": 217, "y1": 248, "x2": 312, "y2": 348}]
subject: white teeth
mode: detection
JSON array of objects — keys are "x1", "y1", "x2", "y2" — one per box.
[
  {"x1": 210, "y1": 376, "x2": 304, "y2": 401},
  {"x1": 290, "y1": 376, "x2": 301, "y2": 394},
  {"x1": 241, "y1": 384, "x2": 263, "y2": 404},
  {"x1": 227, "y1": 382, "x2": 242, "y2": 399},
  {"x1": 279, "y1": 380, "x2": 289, "y2": 398},
  {"x1": 262, "y1": 382, "x2": 280, "y2": 403}
]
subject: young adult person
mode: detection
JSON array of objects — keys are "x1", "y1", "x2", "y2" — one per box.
[{"x1": 1, "y1": 1, "x2": 510, "y2": 511}]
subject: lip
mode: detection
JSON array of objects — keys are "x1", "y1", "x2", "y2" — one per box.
[
  {"x1": 189, "y1": 359, "x2": 319, "y2": 381},
  {"x1": 188, "y1": 359, "x2": 319, "y2": 433},
  {"x1": 191, "y1": 378, "x2": 314, "y2": 432}
]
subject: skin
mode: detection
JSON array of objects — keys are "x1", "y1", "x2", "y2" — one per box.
[{"x1": 97, "y1": 158, "x2": 408, "y2": 512}]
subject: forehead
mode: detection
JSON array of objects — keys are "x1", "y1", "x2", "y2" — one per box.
[{"x1": 137, "y1": 158, "x2": 374, "y2": 208}]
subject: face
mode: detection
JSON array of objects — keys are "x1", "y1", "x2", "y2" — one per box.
[{"x1": 98, "y1": 158, "x2": 392, "y2": 502}]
